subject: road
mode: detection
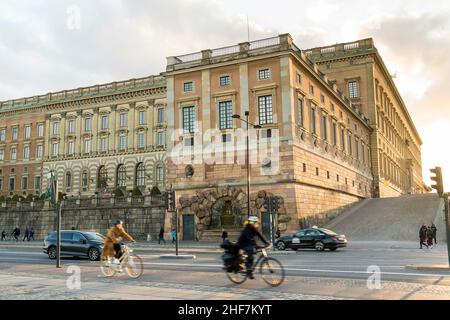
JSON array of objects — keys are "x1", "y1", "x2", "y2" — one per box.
[{"x1": 1, "y1": 241, "x2": 450, "y2": 300}]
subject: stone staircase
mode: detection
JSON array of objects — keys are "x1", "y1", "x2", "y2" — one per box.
[
  {"x1": 324, "y1": 194, "x2": 445, "y2": 241},
  {"x1": 200, "y1": 229, "x2": 242, "y2": 243}
]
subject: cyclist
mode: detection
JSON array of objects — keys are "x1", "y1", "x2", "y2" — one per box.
[
  {"x1": 102, "y1": 220, "x2": 135, "y2": 271},
  {"x1": 236, "y1": 216, "x2": 272, "y2": 279}
]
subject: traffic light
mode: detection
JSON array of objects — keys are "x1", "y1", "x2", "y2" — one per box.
[
  {"x1": 430, "y1": 167, "x2": 444, "y2": 197},
  {"x1": 168, "y1": 190, "x2": 176, "y2": 211},
  {"x1": 161, "y1": 191, "x2": 168, "y2": 209},
  {"x1": 271, "y1": 196, "x2": 281, "y2": 213}
]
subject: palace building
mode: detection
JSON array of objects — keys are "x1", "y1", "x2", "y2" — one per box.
[{"x1": 0, "y1": 33, "x2": 427, "y2": 239}]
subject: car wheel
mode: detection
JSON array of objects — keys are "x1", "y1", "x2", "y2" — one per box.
[
  {"x1": 276, "y1": 241, "x2": 286, "y2": 251},
  {"x1": 88, "y1": 248, "x2": 100, "y2": 261},
  {"x1": 48, "y1": 246, "x2": 57, "y2": 259},
  {"x1": 329, "y1": 248, "x2": 337, "y2": 252},
  {"x1": 314, "y1": 241, "x2": 325, "y2": 251}
]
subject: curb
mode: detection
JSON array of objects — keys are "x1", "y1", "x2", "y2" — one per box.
[
  {"x1": 405, "y1": 264, "x2": 450, "y2": 272},
  {"x1": 159, "y1": 254, "x2": 196, "y2": 259}
]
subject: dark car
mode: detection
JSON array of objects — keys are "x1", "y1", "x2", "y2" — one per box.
[
  {"x1": 43, "y1": 230, "x2": 105, "y2": 261},
  {"x1": 275, "y1": 228, "x2": 347, "y2": 251}
]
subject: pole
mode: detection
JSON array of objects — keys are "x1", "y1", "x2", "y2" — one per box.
[
  {"x1": 56, "y1": 202, "x2": 62, "y2": 268},
  {"x1": 246, "y1": 111, "x2": 250, "y2": 217},
  {"x1": 444, "y1": 193, "x2": 450, "y2": 266},
  {"x1": 175, "y1": 208, "x2": 179, "y2": 256}
]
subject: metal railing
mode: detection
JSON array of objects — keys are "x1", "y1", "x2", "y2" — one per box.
[
  {"x1": 211, "y1": 45, "x2": 240, "y2": 57},
  {"x1": 249, "y1": 36, "x2": 280, "y2": 50}
]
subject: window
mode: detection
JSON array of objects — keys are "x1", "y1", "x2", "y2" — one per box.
[
  {"x1": 139, "y1": 111, "x2": 146, "y2": 125},
  {"x1": 100, "y1": 138, "x2": 108, "y2": 152},
  {"x1": 67, "y1": 141, "x2": 74, "y2": 155},
  {"x1": 157, "y1": 132, "x2": 165, "y2": 146},
  {"x1": 258, "y1": 95, "x2": 273, "y2": 125},
  {"x1": 52, "y1": 143, "x2": 58, "y2": 157},
  {"x1": 310, "y1": 105, "x2": 317, "y2": 134},
  {"x1": 136, "y1": 163, "x2": 146, "y2": 187},
  {"x1": 9, "y1": 177, "x2": 15, "y2": 191},
  {"x1": 37, "y1": 124, "x2": 44, "y2": 137},
  {"x1": 68, "y1": 120, "x2": 76, "y2": 134},
  {"x1": 84, "y1": 139, "x2": 91, "y2": 154},
  {"x1": 296, "y1": 73, "x2": 302, "y2": 84},
  {"x1": 119, "y1": 135, "x2": 127, "y2": 151},
  {"x1": 23, "y1": 146, "x2": 30, "y2": 160},
  {"x1": 356, "y1": 139, "x2": 360, "y2": 159},
  {"x1": 0, "y1": 129, "x2": 5, "y2": 141},
  {"x1": 316, "y1": 168, "x2": 319, "y2": 176},
  {"x1": 184, "y1": 137, "x2": 194, "y2": 147},
  {"x1": 220, "y1": 76, "x2": 230, "y2": 87},
  {"x1": 219, "y1": 101, "x2": 233, "y2": 129},
  {"x1": 98, "y1": 166, "x2": 108, "y2": 189},
  {"x1": 331, "y1": 103, "x2": 335, "y2": 113},
  {"x1": 332, "y1": 122, "x2": 337, "y2": 146},
  {"x1": 321, "y1": 114, "x2": 328, "y2": 141},
  {"x1": 82, "y1": 170, "x2": 89, "y2": 192},
  {"x1": 21, "y1": 176, "x2": 28, "y2": 191},
  {"x1": 340, "y1": 127, "x2": 345, "y2": 151},
  {"x1": 138, "y1": 133, "x2": 145, "y2": 149},
  {"x1": 337, "y1": 174, "x2": 340, "y2": 182},
  {"x1": 321, "y1": 94, "x2": 325, "y2": 104},
  {"x1": 36, "y1": 145, "x2": 43, "y2": 159},
  {"x1": 258, "y1": 69, "x2": 271, "y2": 80},
  {"x1": 101, "y1": 115, "x2": 109, "y2": 130},
  {"x1": 25, "y1": 125, "x2": 31, "y2": 139},
  {"x1": 327, "y1": 171, "x2": 330, "y2": 179},
  {"x1": 184, "y1": 82, "x2": 193, "y2": 92},
  {"x1": 11, "y1": 147, "x2": 17, "y2": 160},
  {"x1": 0, "y1": 178, "x2": 2, "y2": 191},
  {"x1": 303, "y1": 163, "x2": 307, "y2": 172},
  {"x1": 65, "y1": 172, "x2": 72, "y2": 192},
  {"x1": 120, "y1": 113, "x2": 127, "y2": 127},
  {"x1": 53, "y1": 122, "x2": 60, "y2": 135},
  {"x1": 85, "y1": 116, "x2": 92, "y2": 132},
  {"x1": 116, "y1": 165, "x2": 127, "y2": 188},
  {"x1": 183, "y1": 106, "x2": 195, "y2": 133},
  {"x1": 12, "y1": 127, "x2": 18, "y2": 140},
  {"x1": 0, "y1": 149, "x2": 3, "y2": 161},
  {"x1": 348, "y1": 80, "x2": 359, "y2": 99},
  {"x1": 222, "y1": 133, "x2": 231, "y2": 143},
  {"x1": 309, "y1": 84, "x2": 315, "y2": 95},
  {"x1": 298, "y1": 98, "x2": 304, "y2": 127},
  {"x1": 157, "y1": 108, "x2": 164, "y2": 124},
  {"x1": 155, "y1": 165, "x2": 165, "y2": 188},
  {"x1": 347, "y1": 133, "x2": 353, "y2": 155},
  {"x1": 35, "y1": 176, "x2": 41, "y2": 191}
]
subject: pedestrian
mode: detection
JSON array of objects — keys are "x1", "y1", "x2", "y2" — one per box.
[
  {"x1": 426, "y1": 227, "x2": 434, "y2": 249},
  {"x1": 1, "y1": 230, "x2": 6, "y2": 241},
  {"x1": 11, "y1": 227, "x2": 20, "y2": 242},
  {"x1": 171, "y1": 229, "x2": 177, "y2": 244},
  {"x1": 29, "y1": 228, "x2": 35, "y2": 241},
  {"x1": 71, "y1": 226, "x2": 76, "y2": 230},
  {"x1": 431, "y1": 223, "x2": 437, "y2": 245},
  {"x1": 276, "y1": 229, "x2": 281, "y2": 239},
  {"x1": 419, "y1": 224, "x2": 428, "y2": 249},
  {"x1": 158, "y1": 227, "x2": 166, "y2": 245},
  {"x1": 23, "y1": 227, "x2": 29, "y2": 241},
  {"x1": 221, "y1": 230, "x2": 228, "y2": 243}
]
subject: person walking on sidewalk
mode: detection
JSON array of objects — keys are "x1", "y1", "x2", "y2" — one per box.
[
  {"x1": 426, "y1": 226, "x2": 434, "y2": 249},
  {"x1": 23, "y1": 227, "x2": 30, "y2": 241},
  {"x1": 29, "y1": 228, "x2": 35, "y2": 241},
  {"x1": 158, "y1": 227, "x2": 166, "y2": 245},
  {"x1": 1, "y1": 230, "x2": 6, "y2": 241},
  {"x1": 431, "y1": 223, "x2": 437, "y2": 245},
  {"x1": 419, "y1": 225, "x2": 428, "y2": 249},
  {"x1": 221, "y1": 230, "x2": 228, "y2": 243},
  {"x1": 11, "y1": 227, "x2": 20, "y2": 242},
  {"x1": 171, "y1": 229, "x2": 177, "y2": 244}
]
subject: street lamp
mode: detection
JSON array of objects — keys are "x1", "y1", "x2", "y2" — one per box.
[{"x1": 232, "y1": 111, "x2": 262, "y2": 217}]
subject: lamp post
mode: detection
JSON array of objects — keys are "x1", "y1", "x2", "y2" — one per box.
[{"x1": 232, "y1": 111, "x2": 261, "y2": 217}]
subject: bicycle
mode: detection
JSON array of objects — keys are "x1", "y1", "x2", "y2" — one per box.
[
  {"x1": 100, "y1": 243, "x2": 144, "y2": 279},
  {"x1": 223, "y1": 245, "x2": 285, "y2": 287}
]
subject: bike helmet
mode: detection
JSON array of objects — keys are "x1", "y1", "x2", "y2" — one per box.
[
  {"x1": 248, "y1": 216, "x2": 260, "y2": 224},
  {"x1": 114, "y1": 219, "x2": 123, "y2": 226}
]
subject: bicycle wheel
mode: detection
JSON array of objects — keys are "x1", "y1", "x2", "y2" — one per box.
[
  {"x1": 100, "y1": 255, "x2": 117, "y2": 277},
  {"x1": 225, "y1": 267, "x2": 248, "y2": 285},
  {"x1": 124, "y1": 254, "x2": 144, "y2": 279},
  {"x1": 259, "y1": 257, "x2": 285, "y2": 287}
]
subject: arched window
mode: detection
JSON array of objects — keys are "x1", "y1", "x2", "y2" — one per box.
[
  {"x1": 136, "y1": 163, "x2": 146, "y2": 187},
  {"x1": 98, "y1": 166, "x2": 108, "y2": 189},
  {"x1": 116, "y1": 164, "x2": 127, "y2": 188},
  {"x1": 81, "y1": 169, "x2": 89, "y2": 192},
  {"x1": 65, "y1": 172, "x2": 72, "y2": 193},
  {"x1": 155, "y1": 164, "x2": 165, "y2": 188}
]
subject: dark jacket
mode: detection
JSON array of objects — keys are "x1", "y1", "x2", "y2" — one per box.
[
  {"x1": 237, "y1": 225, "x2": 269, "y2": 248},
  {"x1": 159, "y1": 228, "x2": 164, "y2": 238},
  {"x1": 419, "y1": 226, "x2": 427, "y2": 239},
  {"x1": 431, "y1": 225, "x2": 437, "y2": 235},
  {"x1": 426, "y1": 228, "x2": 434, "y2": 238}
]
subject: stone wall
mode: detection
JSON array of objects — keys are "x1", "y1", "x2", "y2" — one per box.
[{"x1": 0, "y1": 205, "x2": 166, "y2": 241}]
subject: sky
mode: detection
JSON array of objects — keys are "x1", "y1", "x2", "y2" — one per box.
[{"x1": 1, "y1": 0, "x2": 449, "y2": 190}]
